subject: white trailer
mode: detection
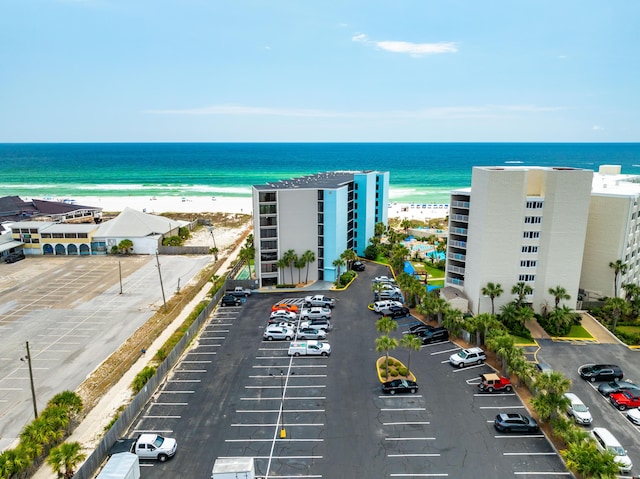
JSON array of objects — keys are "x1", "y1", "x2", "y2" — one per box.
[
  {"x1": 211, "y1": 457, "x2": 255, "y2": 479},
  {"x1": 97, "y1": 452, "x2": 140, "y2": 479}
]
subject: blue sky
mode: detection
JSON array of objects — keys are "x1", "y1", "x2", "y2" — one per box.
[{"x1": 1, "y1": 1, "x2": 638, "y2": 142}]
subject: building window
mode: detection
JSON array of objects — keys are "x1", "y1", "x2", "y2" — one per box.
[
  {"x1": 524, "y1": 216, "x2": 542, "y2": 224},
  {"x1": 78, "y1": 233, "x2": 88, "y2": 238},
  {"x1": 521, "y1": 245, "x2": 539, "y2": 253},
  {"x1": 526, "y1": 201, "x2": 544, "y2": 209},
  {"x1": 318, "y1": 201, "x2": 324, "y2": 213},
  {"x1": 518, "y1": 274, "x2": 536, "y2": 281},
  {"x1": 261, "y1": 252, "x2": 278, "y2": 261},
  {"x1": 520, "y1": 260, "x2": 537, "y2": 267},
  {"x1": 53, "y1": 233, "x2": 64, "y2": 238},
  {"x1": 318, "y1": 213, "x2": 324, "y2": 223},
  {"x1": 260, "y1": 228, "x2": 277, "y2": 238},
  {"x1": 317, "y1": 190, "x2": 324, "y2": 200},
  {"x1": 261, "y1": 263, "x2": 278, "y2": 273},
  {"x1": 259, "y1": 204, "x2": 277, "y2": 214},
  {"x1": 259, "y1": 192, "x2": 276, "y2": 202},
  {"x1": 261, "y1": 240, "x2": 277, "y2": 249},
  {"x1": 42, "y1": 233, "x2": 52, "y2": 238},
  {"x1": 318, "y1": 225, "x2": 324, "y2": 235},
  {"x1": 523, "y1": 231, "x2": 540, "y2": 239},
  {"x1": 260, "y1": 216, "x2": 277, "y2": 226}
]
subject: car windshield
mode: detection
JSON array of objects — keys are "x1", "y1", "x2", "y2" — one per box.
[
  {"x1": 152, "y1": 436, "x2": 164, "y2": 447},
  {"x1": 458, "y1": 351, "x2": 468, "y2": 359},
  {"x1": 573, "y1": 403, "x2": 588, "y2": 413},
  {"x1": 608, "y1": 446, "x2": 625, "y2": 456}
]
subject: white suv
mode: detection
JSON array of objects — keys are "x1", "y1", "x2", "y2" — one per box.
[
  {"x1": 373, "y1": 300, "x2": 403, "y2": 313},
  {"x1": 300, "y1": 307, "x2": 332, "y2": 320},
  {"x1": 449, "y1": 347, "x2": 486, "y2": 368},
  {"x1": 263, "y1": 325, "x2": 295, "y2": 341}
]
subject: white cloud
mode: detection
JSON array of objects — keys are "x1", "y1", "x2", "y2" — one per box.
[
  {"x1": 148, "y1": 104, "x2": 564, "y2": 119},
  {"x1": 352, "y1": 33, "x2": 457, "y2": 57},
  {"x1": 592, "y1": 125, "x2": 604, "y2": 130}
]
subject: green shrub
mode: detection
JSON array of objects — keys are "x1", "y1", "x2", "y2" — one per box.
[
  {"x1": 132, "y1": 366, "x2": 157, "y2": 394},
  {"x1": 397, "y1": 366, "x2": 409, "y2": 376}
]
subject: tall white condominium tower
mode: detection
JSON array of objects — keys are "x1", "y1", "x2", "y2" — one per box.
[
  {"x1": 580, "y1": 165, "x2": 640, "y2": 301},
  {"x1": 446, "y1": 166, "x2": 593, "y2": 314}
]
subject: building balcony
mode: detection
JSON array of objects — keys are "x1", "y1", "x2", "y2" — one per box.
[
  {"x1": 450, "y1": 200, "x2": 470, "y2": 209},
  {"x1": 447, "y1": 252, "x2": 466, "y2": 262},
  {"x1": 450, "y1": 214, "x2": 469, "y2": 222},
  {"x1": 447, "y1": 265, "x2": 466, "y2": 275},
  {"x1": 449, "y1": 239, "x2": 467, "y2": 249},
  {"x1": 450, "y1": 227, "x2": 467, "y2": 235}
]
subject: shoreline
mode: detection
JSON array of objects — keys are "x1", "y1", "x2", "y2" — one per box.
[{"x1": 25, "y1": 195, "x2": 450, "y2": 220}]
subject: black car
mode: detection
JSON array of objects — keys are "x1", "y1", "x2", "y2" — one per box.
[
  {"x1": 352, "y1": 261, "x2": 366, "y2": 271},
  {"x1": 408, "y1": 323, "x2": 435, "y2": 334},
  {"x1": 579, "y1": 364, "x2": 623, "y2": 382},
  {"x1": 598, "y1": 379, "x2": 640, "y2": 397},
  {"x1": 4, "y1": 252, "x2": 25, "y2": 263},
  {"x1": 381, "y1": 306, "x2": 410, "y2": 318},
  {"x1": 220, "y1": 294, "x2": 241, "y2": 307},
  {"x1": 382, "y1": 379, "x2": 418, "y2": 395},
  {"x1": 414, "y1": 327, "x2": 449, "y2": 344},
  {"x1": 494, "y1": 413, "x2": 539, "y2": 433}
]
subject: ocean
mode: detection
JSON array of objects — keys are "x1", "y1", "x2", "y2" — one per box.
[{"x1": 1, "y1": 143, "x2": 640, "y2": 204}]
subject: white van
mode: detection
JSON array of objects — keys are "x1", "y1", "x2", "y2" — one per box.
[{"x1": 590, "y1": 427, "x2": 632, "y2": 473}]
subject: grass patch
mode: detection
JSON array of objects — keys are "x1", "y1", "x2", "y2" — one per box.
[
  {"x1": 566, "y1": 325, "x2": 593, "y2": 339},
  {"x1": 617, "y1": 325, "x2": 640, "y2": 334},
  {"x1": 511, "y1": 334, "x2": 537, "y2": 345}
]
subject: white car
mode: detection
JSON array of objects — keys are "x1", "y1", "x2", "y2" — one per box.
[
  {"x1": 449, "y1": 347, "x2": 486, "y2": 368},
  {"x1": 564, "y1": 392, "x2": 592, "y2": 425},
  {"x1": 300, "y1": 307, "x2": 332, "y2": 320},
  {"x1": 373, "y1": 300, "x2": 403, "y2": 313},
  {"x1": 270, "y1": 309, "x2": 297, "y2": 321},
  {"x1": 373, "y1": 275, "x2": 396, "y2": 284},
  {"x1": 263, "y1": 325, "x2": 295, "y2": 341},
  {"x1": 627, "y1": 408, "x2": 640, "y2": 425}
]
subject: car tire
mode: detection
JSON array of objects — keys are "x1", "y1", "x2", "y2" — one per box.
[
  {"x1": 410, "y1": 388, "x2": 416, "y2": 394},
  {"x1": 618, "y1": 404, "x2": 627, "y2": 411},
  {"x1": 158, "y1": 454, "x2": 168, "y2": 463},
  {"x1": 458, "y1": 362, "x2": 465, "y2": 368},
  {"x1": 321, "y1": 352, "x2": 328, "y2": 357},
  {"x1": 294, "y1": 352, "x2": 300, "y2": 357},
  {"x1": 476, "y1": 360, "x2": 483, "y2": 365},
  {"x1": 505, "y1": 386, "x2": 512, "y2": 392},
  {"x1": 267, "y1": 336, "x2": 274, "y2": 341},
  {"x1": 389, "y1": 389, "x2": 395, "y2": 395},
  {"x1": 285, "y1": 336, "x2": 292, "y2": 341},
  {"x1": 487, "y1": 387, "x2": 494, "y2": 393},
  {"x1": 590, "y1": 377, "x2": 596, "y2": 382},
  {"x1": 530, "y1": 427, "x2": 537, "y2": 433}
]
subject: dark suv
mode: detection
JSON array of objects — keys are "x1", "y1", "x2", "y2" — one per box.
[
  {"x1": 414, "y1": 327, "x2": 449, "y2": 344},
  {"x1": 220, "y1": 294, "x2": 241, "y2": 307},
  {"x1": 381, "y1": 305, "x2": 410, "y2": 318},
  {"x1": 352, "y1": 261, "x2": 365, "y2": 271},
  {"x1": 4, "y1": 252, "x2": 25, "y2": 263},
  {"x1": 579, "y1": 364, "x2": 623, "y2": 382}
]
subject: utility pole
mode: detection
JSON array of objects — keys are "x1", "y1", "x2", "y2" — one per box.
[
  {"x1": 20, "y1": 341, "x2": 38, "y2": 419},
  {"x1": 118, "y1": 260, "x2": 123, "y2": 294},
  {"x1": 155, "y1": 251, "x2": 167, "y2": 312},
  {"x1": 208, "y1": 227, "x2": 218, "y2": 261}
]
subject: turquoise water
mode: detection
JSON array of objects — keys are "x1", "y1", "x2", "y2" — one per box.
[{"x1": 1, "y1": 143, "x2": 639, "y2": 204}]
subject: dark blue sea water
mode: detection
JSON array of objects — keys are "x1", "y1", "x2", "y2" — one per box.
[{"x1": 1, "y1": 143, "x2": 639, "y2": 204}]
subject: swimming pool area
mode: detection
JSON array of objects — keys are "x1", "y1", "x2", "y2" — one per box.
[{"x1": 404, "y1": 261, "x2": 441, "y2": 291}]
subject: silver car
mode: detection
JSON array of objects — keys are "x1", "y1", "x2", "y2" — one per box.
[
  {"x1": 300, "y1": 307, "x2": 332, "y2": 320},
  {"x1": 263, "y1": 325, "x2": 295, "y2": 341},
  {"x1": 564, "y1": 392, "x2": 592, "y2": 425}
]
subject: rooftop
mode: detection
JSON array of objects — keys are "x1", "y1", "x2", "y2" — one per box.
[{"x1": 253, "y1": 170, "x2": 377, "y2": 191}]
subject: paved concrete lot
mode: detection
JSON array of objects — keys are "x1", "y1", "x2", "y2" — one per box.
[
  {"x1": 129, "y1": 263, "x2": 569, "y2": 479},
  {"x1": 0, "y1": 254, "x2": 213, "y2": 451}
]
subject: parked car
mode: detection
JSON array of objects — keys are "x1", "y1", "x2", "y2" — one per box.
[
  {"x1": 598, "y1": 379, "x2": 640, "y2": 397},
  {"x1": 300, "y1": 307, "x2": 332, "y2": 320},
  {"x1": 374, "y1": 289, "x2": 402, "y2": 301},
  {"x1": 564, "y1": 392, "x2": 592, "y2": 425},
  {"x1": 535, "y1": 360, "x2": 553, "y2": 375},
  {"x1": 271, "y1": 303, "x2": 298, "y2": 313},
  {"x1": 263, "y1": 325, "x2": 295, "y2": 341},
  {"x1": 267, "y1": 320, "x2": 297, "y2": 330},
  {"x1": 373, "y1": 275, "x2": 394, "y2": 284},
  {"x1": 627, "y1": 408, "x2": 640, "y2": 425},
  {"x1": 609, "y1": 391, "x2": 640, "y2": 411},
  {"x1": 304, "y1": 295, "x2": 336, "y2": 308},
  {"x1": 270, "y1": 309, "x2": 297, "y2": 321},
  {"x1": 352, "y1": 261, "x2": 365, "y2": 271},
  {"x1": 288, "y1": 340, "x2": 331, "y2": 357},
  {"x1": 494, "y1": 413, "x2": 539, "y2": 433},
  {"x1": 380, "y1": 305, "x2": 410, "y2": 318},
  {"x1": 449, "y1": 347, "x2": 486, "y2": 368},
  {"x1": 4, "y1": 251, "x2": 25, "y2": 263},
  {"x1": 590, "y1": 427, "x2": 633, "y2": 473},
  {"x1": 408, "y1": 323, "x2": 434, "y2": 334},
  {"x1": 299, "y1": 318, "x2": 332, "y2": 331},
  {"x1": 374, "y1": 300, "x2": 403, "y2": 313},
  {"x1": 579, "y1": 364, "x2": 623, "y2": 382},
  {"x1": 220, "y1": 294, "x2": 241, "y2": 307},
  {"x1": 478, "y1": 373, "x2": 513, "y2": 393},
  {"x1": 296, "y1": 327, "x2": 327, "y2": 340},
  {"x1": 414, "y1": 327, "x2": 449, "y2": 344},
  {"x1": 382, "y1": 379, "x2": 418, "y2": 395}
]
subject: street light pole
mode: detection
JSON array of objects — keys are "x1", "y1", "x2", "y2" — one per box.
[
  {"x1": 155, "y1": 251, "x2": 167, "y2": 312},
  {"x1": 20, "y1": 341, "x2": 38, "y2": 419}
]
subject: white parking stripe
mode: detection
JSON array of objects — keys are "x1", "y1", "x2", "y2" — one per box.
[
  {"x1": 513, "y1": 473, "x2": 571, "y2": 476},
  {"x1": 385, "y1": 437, "x2": 435, "y2": 441},
  {"x1": 168, "y1": 379, "x2": 202, "y2": 383},
  {"x1": 381, "y1": 408, "x2": 426, "y2": 411},
  {"x1": 504, "y1": 452, "x2": 557, "y2": 456},
  {"x1": 474, "y1": 393, "x2": 516, "y2": 397},
  {"x1": 236, "y1": 409, "x2": 325, "y2": 413},
  {"x1": 388, "y1": 453, "x2": 440, "y2": 457},
  {"x1": 452, "y1": 363, "x2": 486, "y2": 372},
  {"x1": 249, "y1": 374, "x2": 327, "y2": 378},
  {"x1": 158, "y1": 391, "x2": 195, "y2": 394},
  {"x1": 378, "y1": 395, "x2": 423, "y2": 398},
  {"x1": 225, "y1": 438, "x2": 323, "y2": 442},
  {"x1": 232, "y1": 423, "x2": 324, "y2": 427},
  {"x1": 431, "y1": 347, "x2": 460, "y2": 355},
  {"x1": 390, "y1": 473, "x2": 448, "y2": 477},
  {"x1": 245, "y1": 385, "x2": 326, "y2": 388},
  {"x1": 480, "y1": 406, "x2": 525, "y2": 409},
  {"x1": 494, "y1": 434, "x2": 545, "y2": 439},
  {"x1": 384, "y1": 422, "x2": 430, "y2": 425},
  {"x1": 241, "y1": 397, "x2": 326, "y2": 401}
]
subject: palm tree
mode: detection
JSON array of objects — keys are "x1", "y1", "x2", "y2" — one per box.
[
  {"x1": 561, "y1": 439, "x2": 619, "y2": 478},
  {"x1": 602, "y1": 297, "x2": 631, "y2": 333},
  {"x1": 432, "y1": 296, "x2": 449, "y2": 327},
  {"x1": 609, "y1": 259, "x2": 628, "y2": 298},
  {"x1": 546, "y1": 305, "x2": 575, "y2": 336},
  {"x1": 400, "y1": 335, "x2": 422, "y2": 374},
  {"x1": 276, "y1": 258, "x2": 288, "y2": 284},
  {"x1": 485, "y1": 331, "x2": 516, "y2": 376},
  {"x1": 473, "y1": 313, "x2": 499, "y2": 346},
  {"x1": 239, "y1": 247, "x2": 254, "y2": 279},
  {"x1": 481, "y1": 282, "x2": 503, "y2": 315},
  {"x1": 530, "y1": 371, "x2": 571, "y2": 422},
  {"x1": 442, "y1": 307, "x2": 465, "y2": 337},
  {"x1": 400, "y1": 219, "x2": 412, "y2": 234},
  {"x1": 340, "y1": 249, "x2": 357, "y2": 271},
  {"x1": 511, "y1": 282, "x2": 533, "y2": 307},
  {"x1": 375, "y1": 335, "x2": 399, "y2": 380},
  {"x1": 374, "y1": 222, "x2": 386, "y2": 237},
  {"x1": 294, "y1": 256, "x2": 306, "y2": 284},
  {"x1": 302, "y1": 250, "x2": 316, "y2": 283},
  {"x1": 548, "y1": 285, "x2": 570, "y2": 309},
  {"x1": 210, "y1": 246, "x2": 219, "y2": 261},
  {"x1": 376, "y1": 316, "x2": 398, "y2": 335},
  {"x1": 47, "y1": 441, "x2": 86, "y2": 479},
  {"x1": 283, "y1": 249, "x2": 297, "y2": 284},
  {"x1": 332, "y1": 258, "x2": 345, "y2": 281}
]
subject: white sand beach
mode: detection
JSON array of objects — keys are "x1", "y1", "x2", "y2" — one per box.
[{"x1": 33, "y1": 195, "x2": 449, "y2": 220}]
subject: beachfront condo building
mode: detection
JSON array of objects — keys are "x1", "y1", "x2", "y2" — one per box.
[
  {"x1": 580, "y1": 165, "x2": 640, "y2": 300},
  {"x1": 252, "y1": 170, "x2": 389, "y2": 287},
  {"x1": 446, "y1": 166, "x2": 593, "y2": 314}
]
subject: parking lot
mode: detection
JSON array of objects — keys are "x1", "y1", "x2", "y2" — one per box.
[
  {"x1": 128, "y1": 263, "x2": 572, "y2": 479},
  {"x1": 0, "y1": 254, "x2": 212, "y2": 451}
]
